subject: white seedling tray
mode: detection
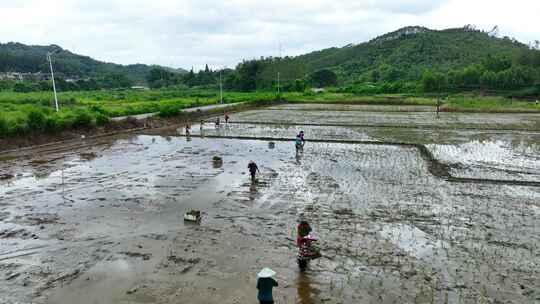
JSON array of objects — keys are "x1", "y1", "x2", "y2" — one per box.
[{"x1": 184, "y1": 210, "x2": 201, "y2": 222}]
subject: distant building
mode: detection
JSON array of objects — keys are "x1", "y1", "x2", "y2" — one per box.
[
  {"x1": 311, "y1": 88, "x2": 325, "y2": 93},
  {"x1": 0, "y1": 72, "x2": 24, "y2": 81},
  {"x1": 0, "y1": 72, "x2": 51, "y2": 81},
  {"x1": 25, "y1": 72, "x2": 51, "y2": 81},
  {"x1": 131, "y1": 86, "x2": 150, "y2": 90}
]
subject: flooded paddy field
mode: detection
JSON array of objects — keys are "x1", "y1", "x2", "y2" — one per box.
[
  {"x1": 1, "y1": 104, "x2": 539, "y2": 304},
  {"x1": 232, "y1": 104, "x2": 540, "y2": 130}
]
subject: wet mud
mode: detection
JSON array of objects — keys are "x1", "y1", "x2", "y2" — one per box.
[
  {"x1": 230, "y1": 105, "x2": 540, "y2": 131},
  {"x1": 1, "y1": 104, "x2": 539, "y2": 304}
]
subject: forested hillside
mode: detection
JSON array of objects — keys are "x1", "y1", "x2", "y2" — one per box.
[
  {"x1": 0, "y1": 42, "x2": 186, "y2": 83},
  {"x1": 211, "y1": 25, "x2": 540, "y2": 93},
  {"x1": 296, "y1": 26, "x2": 531, "y2": 81}
]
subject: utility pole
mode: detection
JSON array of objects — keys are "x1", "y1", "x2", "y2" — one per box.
[
  {"x1": 47, "y1": 52, "x2": 59, "y2": 112},
  {"x1": 277, "y1": 72, "x2": 280, "y2": 96},
  {"x1": 219, "y1": 69, "x2": 223, "y2": 104},
  {"x1": 277, "y1": 41, "x2": 282, "y2": 98}
]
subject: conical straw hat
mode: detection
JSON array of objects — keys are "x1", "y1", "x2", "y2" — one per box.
[{"x1": 257, "y1": 268, "x2": 276, "y2": 278}]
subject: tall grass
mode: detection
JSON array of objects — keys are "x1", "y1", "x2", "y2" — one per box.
[
  {"x1": 0, "y1": 107, "x2": 108, "y2": 137},
  {"x1": 445, "y1": 95, "x2": 540, "y2": 112}
]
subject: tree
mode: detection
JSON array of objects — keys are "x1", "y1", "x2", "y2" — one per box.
[
  {"x1": 422, "y1": 70, "x2": 447, "y2": 92},
  {"x1": 13, "y1": 82, "x2": 33, "y2": 93},
  {"x1": 0, "y1": 80, "x2": 15, "y2": 91},
  {"x1": 223, "y1": 72, "x2": 240, "y2": 90},
  {"x1": 236, "y1": 60, "x2": 264, "y2": 91},
  {"x1": 27, "y1": 110, "x2": 46, "y2": 131},
  {"x1": 147, "y1": 68, "x2": 176, "y2": 88},
  {"x1": 481, "y1": 55, "x2": 511, "y2": 72},
  {"x1": 480, "y1": 71, "x2": 497, "y2": 89},
  {"x1": 370, "y1": 70, "x2": 380, "y2": 82},
  {"x1": 292, "y1": 79, "x2": 307, "y2": 92},
  {"x1": 310, "y1": 69, "x2": 338, "y2": 87},
  {"x1": 183, "y1": 69, "x2": 196, "y2": 87},
  {"x1": 99, "y1": 73, "x2": 133, "y2": 89}
]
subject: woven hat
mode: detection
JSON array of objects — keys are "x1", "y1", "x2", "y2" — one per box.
[{"x1": 257, "y1": 268, "x2": 276, "y2": 278}]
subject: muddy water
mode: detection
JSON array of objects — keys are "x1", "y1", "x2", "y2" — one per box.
[
  {"x1": 1, "y1": 104, "x2": 539, "y2": 304},
  {"x1": 266, "y1": 104, "x2": 437, "y2": 112},
  {"x1": 191, "y1": 121, "x2": 540, "y2": 182}
]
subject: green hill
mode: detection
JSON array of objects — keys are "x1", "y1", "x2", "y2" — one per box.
[
  {"x1": 295, "y1": 26, "x2": 533, "y2": 83},
  {"x1": 2, "y1": 26, "x2": 538, "y2": 93},
  {"x1": 0, "y1": 42, "x2": 186, "y2": 83},
  {"x1": 225, "y1": 25, "x2": 539, "y2": 94}
]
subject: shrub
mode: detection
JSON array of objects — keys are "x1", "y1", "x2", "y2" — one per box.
[
  {"x1": 45, "y1": 116, "x2": 60, "y2": 131},
  {"x1": 158, "y1": 103, "x2": 180, "y2": 117},
  {"x1": 13, "y1": 82, "x2": 33, "y2": 93},
  {"x1": 89, "y1": 105, "x2": 107, "y2": 114},
  {"x1": 0, "y1": 116, "x2": 8, "y2": 136},
  {"x1": 47, "y1": 112, "x2": 75, "y2": 130},
  {"x1": 73, "y1": 110, "x2": 94, "y2": 128},
  {"x1": 26, "y1": 110, "x2": 47, "y2": 131},
  {"x1": 8, "y1": 117, "x2": 28, "y2": 135},
  {"x1": 64, "y1": 97, "x2": 77, "y2": 105},
  {"x1": 95, "y1": 113, "x2": 109, "y2": 125}
]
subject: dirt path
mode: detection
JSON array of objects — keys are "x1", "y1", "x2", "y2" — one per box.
[{"x1": 111, "y1": 102, "x2": 247, "y2": 122}]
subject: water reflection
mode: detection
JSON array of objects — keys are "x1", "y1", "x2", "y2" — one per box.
[
  {"x1": 295, "y1": 151, "x2": 303, "y2": 165},
  {"x1": 249, "y1": 180, "x2": 258, "y2": 201},
  {"x1": 296, "y1": 273, "x2": 318, "y2": 304}
]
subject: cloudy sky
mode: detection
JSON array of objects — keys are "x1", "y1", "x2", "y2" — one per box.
[{"x1": 1, "y1": 0, "x2": 538, "y2": 70}]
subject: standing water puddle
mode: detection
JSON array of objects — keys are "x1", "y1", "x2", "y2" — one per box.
[{"x1": 379, "y1": 224, "x2": 445, "y2": 259}]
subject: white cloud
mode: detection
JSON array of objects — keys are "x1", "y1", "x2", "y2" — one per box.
[{"x1": 0, "y1": 0, "x2": 537, "y2": 70}]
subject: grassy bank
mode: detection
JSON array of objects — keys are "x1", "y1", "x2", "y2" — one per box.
[
  {"x1": 0, "y1": 89, "x2": 277, "y2": 137},
  {"x1": 443, "y1": 95, "x2": 540, "y2": 113},
  {"x1": 286, "y1": 92, "x2": 540, "y2": 112},
  {"x1": 1, "y1": 89, "x2": 539, "y2": 137}
]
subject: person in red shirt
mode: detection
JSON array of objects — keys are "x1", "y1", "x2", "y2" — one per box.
[{"x1": 296, "y1": 221, "x2": 312, "y2": 246}]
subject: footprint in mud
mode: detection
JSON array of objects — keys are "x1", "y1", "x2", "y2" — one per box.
[
  {"x1": 163, "y1": 254, "x2": 202, "y2": 274},
  {"x1": 79, "y1": 152, "x2": 97, "y2": 161},
  {"x1": 0, "y1": 211, "x2": 10, "y2": 221},
  {"x1": 13, "y1": 213, "x2": 60, "y2": 226},
  {"x1": 119, "y1": 251, "x2": 152, "y2": 260},
  {"x1": 0, "y1": 173, "x2": 15, "y2": 180},
  {"x1": 50, "y1": 228, "x2": 75, "y2": 241},
  {"x1": 141, "y1": 233, "x2": 168, "y2": 241},
  {"x1": 0, "y1": 228, "x2": 39, "y2": 240},
  {"x1": 306, "y1": 172, "x2": 340, "y2": 191}
]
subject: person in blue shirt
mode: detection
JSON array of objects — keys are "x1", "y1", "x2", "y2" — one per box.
[{"x1": 256, "y1": 268, "x2": 278, "y2": 304}]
